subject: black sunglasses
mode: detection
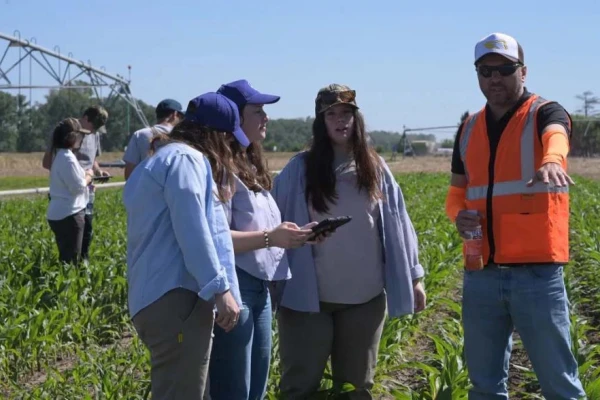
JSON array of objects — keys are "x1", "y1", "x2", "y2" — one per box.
[{"x1": 476, "y1": 63, "x2": 522, "y2": 78}]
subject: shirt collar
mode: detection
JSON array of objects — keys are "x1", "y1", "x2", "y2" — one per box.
[{"x1": 485, "y1": 87, "x2": 531, "y2": 122}]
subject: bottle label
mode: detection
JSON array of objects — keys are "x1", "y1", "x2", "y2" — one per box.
[
  {"x1": 465, "y1": 238, "x2": 484, "y2": 270},
  {"x1": 465, "y1": 239, "x2": 482, "y2": 255}
]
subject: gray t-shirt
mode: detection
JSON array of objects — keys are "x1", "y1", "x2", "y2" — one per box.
[
  {"x1": 308, "y1": 152, "x2": 385, "y2": 304},
  {"x1": 123, "y1": 124, "x2": 172, "y2": 165},
  {"x1": 76, "y1": 132, "x2": 101, "y2": 170}
]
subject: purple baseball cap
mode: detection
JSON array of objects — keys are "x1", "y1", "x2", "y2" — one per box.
[
  {"x1": 217, "y1": 79, "x2": 280, "y2": 112},
  {"x1": 184, "y1": 92, "x2": 250, "y2": 147}
]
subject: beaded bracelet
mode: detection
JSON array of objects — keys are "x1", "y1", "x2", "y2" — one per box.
[{"x1": 263, "y1": 230, "x2": 270, "y2": 248}]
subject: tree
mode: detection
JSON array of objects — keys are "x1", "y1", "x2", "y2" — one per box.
[
  {"x1": 103, "y1": 97, "x2": 155, "y2": 152},
  {"x1": 440, "y1": 139, "x2": 454, "y2": 149},
  {"x1": 0, "y1": 90, "x2": 413, "y2": 153},
  {"x1": 575, "y1": 91, "x2": 599, "y2": 118},
  {"x1": 0, "y1": 92, "x2": 21, "y2": 151},
  {"x1": 0, "y1": 83, "x2": 156, "y2": 153},
  {"x1": 459, "y1": 110, "x2": 469, "y2": 124}
]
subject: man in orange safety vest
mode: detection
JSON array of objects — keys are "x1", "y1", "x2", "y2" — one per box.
[{"x1": 445, "y1": 32, "x2": 585, "y2": 399}]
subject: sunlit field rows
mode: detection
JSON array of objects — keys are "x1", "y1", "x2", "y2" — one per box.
[{"x1": 1, "y1": 173, "x2": 598, "y2": 399}]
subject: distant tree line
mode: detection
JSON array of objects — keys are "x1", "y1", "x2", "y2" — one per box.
[
  {"x1": 1, "y1": 87, "x2": 599, "y2": 156},
  {"x1": 0, "y1": 84, "x2": 155, "y2": 153},
  {"x1": 0, "y1": 85, "x2": 407, "y2": 153}
]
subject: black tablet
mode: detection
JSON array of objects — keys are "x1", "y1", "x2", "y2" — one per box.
[
  {"x1": 92, "y1": 175, "x2": 112, "y2": 183},
  {"x1": 309, "y1": 216, "x2": 352, "y2": 240}
]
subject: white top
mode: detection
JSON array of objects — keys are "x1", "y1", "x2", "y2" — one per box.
[{"x1": 47, "y1": 149, "x2": 89, "y2": 221}]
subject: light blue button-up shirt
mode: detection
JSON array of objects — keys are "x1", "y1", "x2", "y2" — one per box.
[
  {"x1": 222, "y1": 175, "x2": 291, "y2": 281},
  {"x1": 271, "y1": 152, "x2": 424, "y2": 318},
  {"x1": 124, "y1": 142, "x2": 241, "y2": 319}
]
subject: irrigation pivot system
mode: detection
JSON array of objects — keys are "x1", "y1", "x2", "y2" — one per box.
[{"x1": 0, "y1": 30, "x2": 149, "y2": 127}]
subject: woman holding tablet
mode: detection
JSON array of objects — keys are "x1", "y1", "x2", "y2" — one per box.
[{"x1": 271, "y1": 84, "x2": 427, "y2": 399}]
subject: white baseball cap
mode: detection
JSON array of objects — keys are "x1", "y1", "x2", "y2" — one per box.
[{"x1": 474, "y1": 33, "x2": 522, "y2": 64}]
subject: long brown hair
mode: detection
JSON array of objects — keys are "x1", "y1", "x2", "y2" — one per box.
[
  {"x1": 305, "y1": 109, "x2": 382, "y2": 213},
  {"x1": 227, "y1": 134, "x2": 272, "y2": 192},
  {"x1": 225, "y1": 104, "x2": 273, "y2": 192},
  {"x1": 150, "y1": 120, "x2": 237, "y2": 202}
]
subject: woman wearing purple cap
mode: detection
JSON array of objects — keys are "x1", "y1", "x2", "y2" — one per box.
[
  {"x1": 271, "y1": 84, "x2": 427, "y2": 399},
  {"x1": 124, "y1": 92, "x2": 243, "y2": 400},
  {"x1": 207, "y1": 80, "x2": 319, "y2": 400}
]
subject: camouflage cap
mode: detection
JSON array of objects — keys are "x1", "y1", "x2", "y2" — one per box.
[{"x1": 315, "y1": 84, "x2": 359, "y2": 115}]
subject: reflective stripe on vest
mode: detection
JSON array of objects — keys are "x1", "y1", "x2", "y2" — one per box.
[{"x1": 459, "y1": 97, "x2": 569, "y2": 201}]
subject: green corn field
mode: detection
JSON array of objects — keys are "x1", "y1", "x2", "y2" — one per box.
[{"x1": 1, "y1": 173, "x2": 599, "y2": 399}]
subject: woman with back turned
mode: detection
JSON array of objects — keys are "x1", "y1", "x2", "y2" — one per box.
[{"x1": 124, "y1": 92, "x2": 243, "y2": 400}]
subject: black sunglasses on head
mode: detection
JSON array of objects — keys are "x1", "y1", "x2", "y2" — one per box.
[{"x1": 476, "y1": 63, "x2": 522, "y2": 78}]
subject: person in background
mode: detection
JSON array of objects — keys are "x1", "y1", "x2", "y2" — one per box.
[
  {"x1": 46, "y1": 118, "x2": 95, "y2": 265},
  {"x1": 123, "y1": 98, "x2": 185, "y2": 180},
  {"x1": 42, "y1": 105, "x2": 110, "y2": 261},
  {"x1": 445, "y1": 32, "x2": 584, "y2": 399},
  {"x1": 124, "y1": 92, "x2": 243, "y2": 400},
  {"x1": 271, "y1": 84, "x2": 426, "y2": 399},
  {"x1": 207, "y1": 79, "x2": 316, "y2": 400}
]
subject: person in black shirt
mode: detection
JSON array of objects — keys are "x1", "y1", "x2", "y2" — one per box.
[{"x1": 445, "y1": 32, "x2": 585, "y2": 399}]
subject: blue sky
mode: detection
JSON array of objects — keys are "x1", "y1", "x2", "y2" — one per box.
[{"x1": 1, "y1": 0, "x2": 598, "y2": 139}]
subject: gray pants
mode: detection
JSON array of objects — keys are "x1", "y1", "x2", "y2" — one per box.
[
  {"x1": 132, "y1": 288, "x2": 215, "y2": 400},
  {"x1": 277, "y1": 291, "x2": 387, "y2": 400}
]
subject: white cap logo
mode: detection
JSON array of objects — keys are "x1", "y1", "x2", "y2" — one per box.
[
  {"x1": 483, "y1": 39, "x2": 508, "y2": 50},
  {"x1": 474, "y1": 33, "x2": 520, "y2": 64}
]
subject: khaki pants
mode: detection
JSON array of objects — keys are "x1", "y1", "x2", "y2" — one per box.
[
  {"x1": 132, "y1": 288, "x2": 215, "y2": 400},
  {"x1": 277, "y1": 292, "x2": 387, "y2": 400}
]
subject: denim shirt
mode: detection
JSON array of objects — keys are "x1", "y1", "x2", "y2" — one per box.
[
  {"x1": 271, "y1": 152, "x2": 424, "y2": 318},
  {"x1": 124, "y1": 142, "x2": 241, "y2": 319},
  {"x1": 222, "y1": 175, "x2": 291, "y2": 282}
]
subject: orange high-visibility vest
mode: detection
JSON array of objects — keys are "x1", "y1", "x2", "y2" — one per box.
[{"x1": 459, "y1": 94, "x2": 570, "y2": 265}]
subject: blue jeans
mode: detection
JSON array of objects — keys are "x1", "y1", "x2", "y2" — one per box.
[
  {"x1": 208, "y1": 267, "x2": 272, "y2": 400},
  {"x1": 462, "y1": 264, "x2": 585, "y2": 400}
]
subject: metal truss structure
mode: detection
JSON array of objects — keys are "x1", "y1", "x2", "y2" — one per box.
[{"x1": 0, "y1": 30, "x2": 149, "y2": 127}]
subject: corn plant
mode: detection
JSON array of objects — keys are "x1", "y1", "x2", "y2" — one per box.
[{"x1": 2, "y1": 174, "x2": 600, "y2": 399}]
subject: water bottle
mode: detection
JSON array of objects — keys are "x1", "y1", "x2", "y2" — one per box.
[
  {"x1": 85, "y1": 185, "x2": 95, "y2": 216},
  {"x1": 464, "y1": 210, "x2": 484, "y2": 271}
]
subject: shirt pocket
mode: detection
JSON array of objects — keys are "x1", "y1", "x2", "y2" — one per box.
[
  {"x1": 232, "y1": 189, "x2": 256, "y2": 214},
  {"x1": 230, "y1": 189, "x2": 260, "y2": 231}
]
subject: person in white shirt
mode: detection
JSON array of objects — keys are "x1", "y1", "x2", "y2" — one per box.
[
  {"x1": 123, "y1": 98, "x2": 185, "y2": 180},
  {"x1": 47, "y1": 118, "x2": 95, "y2": 265},
  {"x1": 42, "y1": 105, "x2": 110, "y2": 262}
]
